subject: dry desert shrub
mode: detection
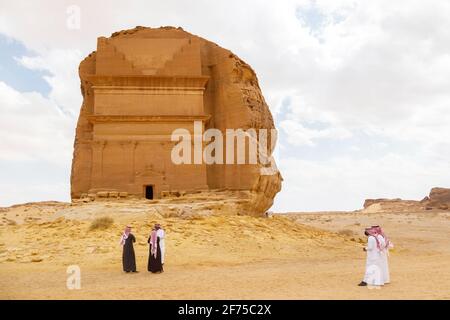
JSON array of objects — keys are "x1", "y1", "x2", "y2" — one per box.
[
  {"x1": 89, "y1": 216, "x2": 114, "y2": 231},
  {"x1": 337, "y1": 229, "x2": 356, "y2": 237},
  {"x1": 6, "y1": 218, "x2": 17, "y2": 226},
  {"x1": 189, "y1": 214, "x2": 206, "y2": 221}
]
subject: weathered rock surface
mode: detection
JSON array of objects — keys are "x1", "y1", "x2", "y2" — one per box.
[
  {"x1": 363, "y1": 187, "x2": 450, "y2": 212},
  {"x1": 422, "y1": 187, "x2": 450, "y2": 210},
  {"x1": 71, "y1": 26, "x2": 282, "y2": 216},
  {"x1": 362, "y1": 198, "x2": 424, "y2": 213}
]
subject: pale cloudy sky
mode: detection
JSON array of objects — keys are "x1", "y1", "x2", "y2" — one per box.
[{"x1": 0, "y1": 0, "x2": 449, "y2": 211}]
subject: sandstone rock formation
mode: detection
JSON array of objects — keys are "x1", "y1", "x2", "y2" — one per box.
[
  {"x1": 421, "y1": 187, "x2": 450, "y2": 210},
  {"x1": 362, "y1": 198, "x2": 423, "y2": 213},
  {"x1": 71, "y1": 26, "x2": 282, "y2": 215},
  {"x1": 363, "y1": 187, "x2": 450, "y2": 212}
]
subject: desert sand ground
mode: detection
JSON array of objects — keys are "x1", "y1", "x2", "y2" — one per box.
[{"x1": 0, "y1": 200, "x2": 449, "y2": 299}]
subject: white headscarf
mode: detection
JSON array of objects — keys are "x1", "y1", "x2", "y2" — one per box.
[{"x1": 119, "y1": 226, "x2": 131, "y2": 246}]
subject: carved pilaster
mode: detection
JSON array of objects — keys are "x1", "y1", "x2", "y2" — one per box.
[{"x1": 91, "y1": 140, "x2": 107, "y2": 185}]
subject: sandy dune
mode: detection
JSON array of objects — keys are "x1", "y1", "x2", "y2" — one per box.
[{"x1": 1, "y1": 200, "x2": 449, "y2": 299}]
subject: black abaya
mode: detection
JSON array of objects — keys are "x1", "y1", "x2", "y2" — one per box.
[
  {"x1": 147, "y1": 236, "x2": 163, "y2": 273},
  {"x1": 122, "y1": 234, "x2": 137, "y2": 272}
]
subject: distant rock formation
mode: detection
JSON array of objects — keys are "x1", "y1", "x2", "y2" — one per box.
[
  {"x1": 422, "y1": 187, "x2": 450, "y2": 210},
  {"x1": 362, "y1": 198, "x2": 423, "y2": 213},
  {"x1": 363, "y1": 187, "x2": 450, "y2": 212},
  {"x1": 70, "y1": 26, "x2": 282, "y2": 216},
  {"x1": 363, "y1": 198, "x2": 403, "y2": 209}
]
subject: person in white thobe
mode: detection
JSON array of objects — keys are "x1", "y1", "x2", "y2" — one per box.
[
  {"x1": 360, "y1": 227, "x2": 385, "y2": 287},
  {"x1": 372, "y1": 225, "x2": 393, "y2": 284}
]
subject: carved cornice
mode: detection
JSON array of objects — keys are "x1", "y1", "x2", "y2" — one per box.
[
  {"x1": 87, "y1": 75, "x2": 209, "y2": 89},
  {"x1": 87, "y1": 114, "x2": 211, "y2": 123}
]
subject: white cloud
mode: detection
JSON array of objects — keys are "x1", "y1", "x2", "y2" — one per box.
[
  {"x1": 279, "y1": 119, "x2": 352, "y2": 146},
  {"x1": 0, "y1": 81, "x2": 74, "y2": 163},
  {"x1": 15, "y1": 49, "x2": 83, "y2": 116},
  {"x1": 276, "y1": 153, "x2": 450, "y2": 212},
  {"x1": 0, "y1": 0, "x2": 449, "y2": 210},
  {"x1": 0, "y1": 181, "x2": 70, "y2": 206},
  {"x1": 0, "y1": 81, "x2": 74, "y2": 206}
]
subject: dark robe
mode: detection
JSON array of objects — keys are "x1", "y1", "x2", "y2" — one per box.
[
  {"x1": 147, "y1": 235, "x2": 163, "y2": 273},
  {"x1": 122, "y1": 234, "x2": 136, "y2": 272}
]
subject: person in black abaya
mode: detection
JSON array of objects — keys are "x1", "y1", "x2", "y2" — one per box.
[
  {"x1": 119, "y1": 226, "x2": 137, "y2": 273},
  {"x1": 147, "y1": 224, "x2": 164, "y2": 273}
]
